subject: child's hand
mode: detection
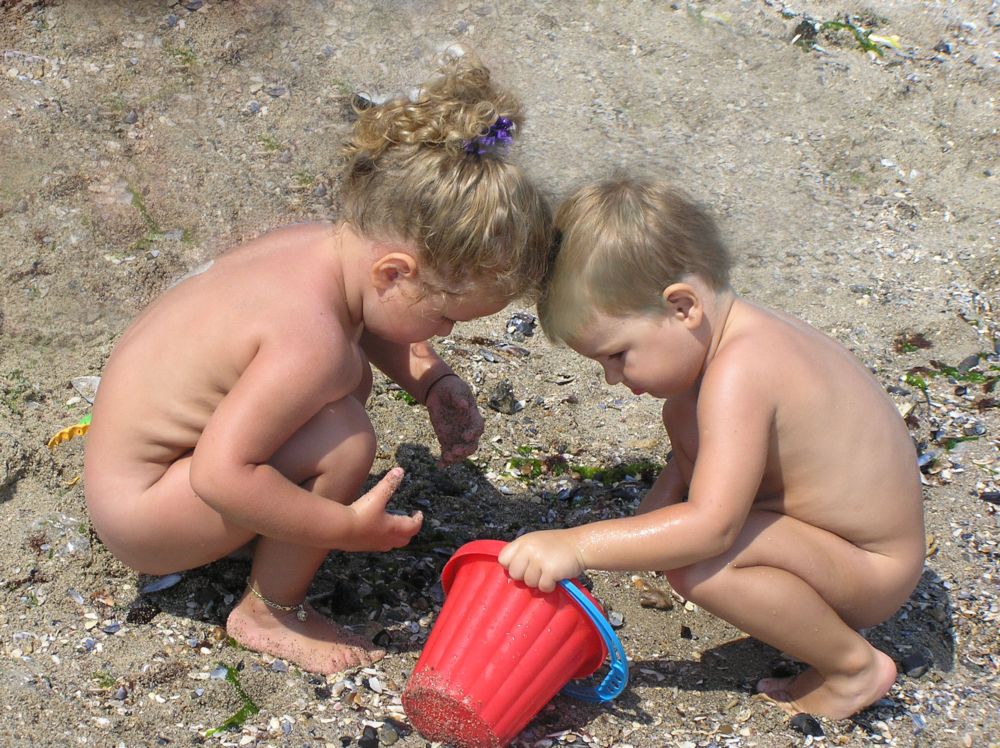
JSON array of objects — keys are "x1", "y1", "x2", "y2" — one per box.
[
  {"x1": 425, "y1": 374, "x2": 485, "y2": 464},
  {"x1": 498, "y1": 530, "x2": 586, "y2": 593},
  {"x1": 345, "y1": 468, "x2": 423, "y2": 552}
]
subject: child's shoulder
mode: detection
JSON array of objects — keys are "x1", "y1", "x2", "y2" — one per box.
[
  {"x1": 713, "y1": 300, "x2": 787, "y2": 357},
  {"x1": 706, "y1": 298, "x2": 856, "y2": 402},
  {"x1": 252, "y1": 220, "x2": 337, "y2": 245},
  {"x1": 720, "y1": 300, "x2": 815, "y2": 352},
  {"x1": 702, "y1": 302, "x2": 804, "y2": 392},
  {"x1": 222, "y1": 221, "x2": 338, "y2": 263}
]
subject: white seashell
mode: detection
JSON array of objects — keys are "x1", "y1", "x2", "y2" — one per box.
[
  {"x1": 167, "y1": 260, "x2": 214, "y2": 289},
  {"x1": 71, "y1": 376, "x2": 101, "y2": 403},
  {"x1": 141, "y1": 573, "x2": 182, "y2": 593}
]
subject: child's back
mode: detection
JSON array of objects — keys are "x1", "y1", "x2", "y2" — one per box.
[
  {"x1": 703, "y1": 300, "x2": 924, "y2": 568},
  {"x1": 91, "y1": 224, "x2": 344, "y2": 478}
]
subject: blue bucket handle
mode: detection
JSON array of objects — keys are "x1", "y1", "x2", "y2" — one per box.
[{"x1": 558, "y1": 579, "x2": 629, "y2": 702}]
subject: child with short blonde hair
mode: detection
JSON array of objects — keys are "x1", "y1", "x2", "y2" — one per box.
[
  {"x1": 84, "y1": 50, "x2": 552, "y2": 675},
  {"x1": 500, "y1": 174, "x2": 925, "y2": 720}
]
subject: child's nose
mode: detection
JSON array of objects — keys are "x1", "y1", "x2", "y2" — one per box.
[{"x1": 437, "y1": 320, "x2": 455, "y2": 337}]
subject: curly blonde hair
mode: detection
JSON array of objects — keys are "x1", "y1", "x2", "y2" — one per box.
[
  {"x1": 341, "y1": 49, "x2": 552, "y2": 300},
  {"x1": 539, "y1": 174, "x2": 732, "y2": 344}
]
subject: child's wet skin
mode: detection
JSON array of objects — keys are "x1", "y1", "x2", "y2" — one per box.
[{"x1": 498, "y1": 174, "x2": 925, "y2": 721}]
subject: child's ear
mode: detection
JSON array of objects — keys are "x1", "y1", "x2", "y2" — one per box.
[
  {"x1": 661, "y1": 283, "x2": 702, "y2": 327},
  {"x1": 371, "y1": 252, "x2": 418, "y2": 290}
]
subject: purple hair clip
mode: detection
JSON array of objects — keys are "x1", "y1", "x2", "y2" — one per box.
[{"x1": 463, "y1": 116, "x2": 515, "y2": 157}]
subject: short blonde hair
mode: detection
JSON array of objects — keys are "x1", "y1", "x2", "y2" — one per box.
[
  {"x1": 539, "y1": 174, "x2": 731, "y2": 344},
  {"x1": 341, "y1": 50, "x2": 552, "y2": 300}
]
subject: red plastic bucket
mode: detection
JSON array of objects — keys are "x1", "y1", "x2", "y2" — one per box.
[{"x1": 402, "y1": 540, "x2": 608, "y2": 748}]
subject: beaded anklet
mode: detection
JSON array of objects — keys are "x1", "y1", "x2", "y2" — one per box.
[{"x1": 247, "y1": 582, "x2": 308, "y2": 622}]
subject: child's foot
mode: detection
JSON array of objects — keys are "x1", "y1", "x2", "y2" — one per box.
[
  {"x1": 755, "y1": 650, "x2": 898, "y2": 720},
  {"x1": 226, "y1": 595, "x2": 384, "y2": 675}
]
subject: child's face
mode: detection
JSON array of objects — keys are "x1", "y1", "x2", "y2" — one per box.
[
  {"x1": 569, "y1": 309, "x2": 704, "y2": 398},
  {"x1": 365, "y1": 247, "x2": 509, "y2": 342},
  {"x1": 375, "y1": 280, "x2": 508, "y2": 343}
]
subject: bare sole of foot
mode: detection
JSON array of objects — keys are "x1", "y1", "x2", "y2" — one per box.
[
  {"x1": 755, "y1": 650, "x2": 898, "y2": 720},
  {"x1": 226, "y1": 601, "x2": 385, "y2": 675}
]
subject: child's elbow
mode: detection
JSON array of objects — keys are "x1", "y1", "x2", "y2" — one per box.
[
  {"x1": 188, "y1": 456, "x2": 231, "y2": 510},
  {"x1": 702, "y1": 519, "x2": 743, "y2": 558}
]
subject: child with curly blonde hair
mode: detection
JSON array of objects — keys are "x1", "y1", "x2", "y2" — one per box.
[
  {"x1": 499, "y1": 174, "x2": 925, "y2": 720},
  {"x1": 84, "y1": 50, "x2": 552, "y2": 674}
]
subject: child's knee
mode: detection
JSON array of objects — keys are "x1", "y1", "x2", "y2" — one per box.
[
  {"x1": 664, "y1": 561, "x2": 717, "y2": 601},
  {"x1": 346, "y1": 419, "x2": 377, "y2": 476},
  {"x1": 323, "y1": 401, "x2": 376, "y2": 469},
  {"x1": 310, "y1": 400, "x2": 377, "y2": 487},
  {"x1": 353, "y1": 359, "x2": 374, "y2": 402},
  {"x1": 664, "y1": 565, "x2": 698, "y2": 600},
  {"x1": 272, "y1": 398, "x2": 377, "y2": 490}
]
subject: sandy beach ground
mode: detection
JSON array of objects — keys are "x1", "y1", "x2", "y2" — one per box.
[{"x1": 1, "y1": 1, "x2": 997, "y2": 746}]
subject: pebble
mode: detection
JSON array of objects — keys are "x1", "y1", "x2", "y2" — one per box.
[
  {"x1": 900, "y1": 649, "x2": 932, "y2": 678},
  {"x1": 789, "y1": 712, "x2": 824, "y2": 737},
  {"x1": 488, "y1": 380, "x2": 524, "y2": 414},
  {"x1": 506, "y1": 311, "x2": 537, "y2": 338},
  {"x1": 379, "y1": 723, "x2": 399, "y2": 745},
  {"x1": 358, "y1": 725, "x2": 378, "y2": 748}
]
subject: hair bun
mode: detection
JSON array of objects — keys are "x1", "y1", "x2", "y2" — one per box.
[
  {"x1": 344, "y1": 47, "x2": 523, "y2": 162},
  {"x1": 339, "y1": 48, "x2": 551, "y2": 304}
]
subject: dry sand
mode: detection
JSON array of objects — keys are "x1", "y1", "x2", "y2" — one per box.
[{"x1": 1, "y1": 1, "x2": 997, "y2": 746}]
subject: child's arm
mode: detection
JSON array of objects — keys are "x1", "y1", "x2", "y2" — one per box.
[
  {"x1": 190, "y1": 336, "x2": 421, "y2": 551},
  {"x1": 360, "y1": 332, "x2": 455, "y2": 403},
  {"x1": 635, "y1": 456, "x2": 688, "y2": 514},
  {"x1": 361, "y1": 332, "x2": 484, "y2": 464},
  {"x1": 500, "y1": 352, "x2": 773, "y2": 590}
]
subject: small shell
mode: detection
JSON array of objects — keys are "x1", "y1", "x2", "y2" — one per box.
[
  {"x1": 141, "y1": 573, "x2": 183, "y2": 594},
  {"x1": 71, "y1": 376, "x2": 101, "y2": 403}
]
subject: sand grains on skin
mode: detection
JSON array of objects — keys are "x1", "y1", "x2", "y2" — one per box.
[
  {"x1": 756, "y1": 649, "x2": 899, "y2": 721},
  {"x1": 226, "y1": 597, "x2": 384, "y2": 675}
]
